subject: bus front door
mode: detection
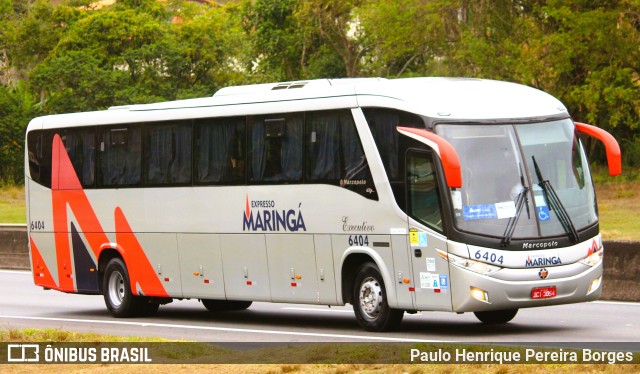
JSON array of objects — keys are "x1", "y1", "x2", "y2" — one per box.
[{"x1": 406, "y1": 150, "x2": 452, "y2": 311}]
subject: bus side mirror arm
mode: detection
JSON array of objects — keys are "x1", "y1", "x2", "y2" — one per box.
[
  {"x1": 396, "y1": 127, "x2": 462, "y2": 188},
  {"x1": 575, "y1": 122, "x2": 622, "y2": 177}
]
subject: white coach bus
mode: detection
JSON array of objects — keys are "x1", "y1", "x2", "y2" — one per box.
[{"x1": 25, "y1": 77, "x2": 621, "y2": 331}]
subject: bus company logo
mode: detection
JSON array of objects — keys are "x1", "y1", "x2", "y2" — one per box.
[
  {"x1": 340, "y1": 179, "x2": 367, "y2": 186},
  {"x1": 522, "y1": 241, "x2": 559, "y2": 249},
  {"x1": 586, "y1": 239, "x2": 599, "y2": 257},
  {"x1": 242, "y1": 195, "x2": 307, "y2": 232},
  {"x1": 538, "y1": 268, "x2": 549, "y2": 279},
  {"x1": 525, "y1": 254, "x2": 562, "y2": 267}
]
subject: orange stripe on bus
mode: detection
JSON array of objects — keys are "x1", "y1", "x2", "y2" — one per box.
[
  {"x1": 114, "y1": 207, "x2": 169, "y2": 298},
  {"x1": 49, "y1": 134, "x2": 167, "y2": 298}
]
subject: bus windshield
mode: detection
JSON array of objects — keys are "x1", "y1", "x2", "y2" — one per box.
[{"x1": 437, "y1": 119, "x2": 597, "y2": 243}]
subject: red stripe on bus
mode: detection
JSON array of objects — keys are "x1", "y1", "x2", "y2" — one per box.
[
  {"x1": 49, "y1": 134, "x2": 168, "y2": 298},
  {"x1": 114, "y1": 207, "x2": 169, "y2": 298}
]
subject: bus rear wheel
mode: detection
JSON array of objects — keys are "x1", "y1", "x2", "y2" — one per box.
[
  {"x1": 473, "y1": 309, "x2": 518, "y2": 324},
  {"x1": 103, "y1": 257, "x2": 157, "y2": 317},
  {"x1": 352, "y1": 262, "x2": 403, "y2": 332},
  {"x1": 201, "y1": 299, "x2": 253, "y2": 312}
]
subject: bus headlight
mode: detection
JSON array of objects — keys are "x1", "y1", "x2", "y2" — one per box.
[
  {"x1": 587, "y1": 276, "x2": 602, "y2": 295},
  {"x1": 444, "y1": 252, "x2": 502, "y2": 275},
  {"x1": 579, "y1": 250, "x2": 603, "y2": 267},
  {"x1": 470, "y1": 287, "x2": 490, "y2": 303}
]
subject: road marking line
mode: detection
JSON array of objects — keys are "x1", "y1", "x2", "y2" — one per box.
[
  {"x1": 1, "y1": 315, "x2": 448, "y2": 343},
  {"x1": 592, "y1": 301, "x2": 640, "y2": 307},
  {"x1": 0, "y1": 270, "x2": 31, "y2": 275}
]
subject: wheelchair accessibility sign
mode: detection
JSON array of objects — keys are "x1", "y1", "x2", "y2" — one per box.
[{"x1": 537, "y1": 206, "x2": 551, "y2": 221}]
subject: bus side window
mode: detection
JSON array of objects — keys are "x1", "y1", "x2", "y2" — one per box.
[
  {"x1": 306, "y1": 110, "x2": 346, "y2": 181},
  {"x1": 249, "y1": 114, "x2": 303, "y2": 183},
  {"x1": 305, "y1": 109, "x2": 375, "y2": 193},
  {"x1": 194, "y1": 116, "x2": 246, "y2": 185},
  {"x1": 407, "y1": 151, "x2": 443, "y2": 231},
  {"x1": 363, "y1": 107, "x2": 426, "y2": 208},
  {"x1": 143, "y1": 121, "x2": 192, "y2": 185},
  {"x1": 60, "y1": 128, "x2": 96, "y2": 188},
  {"x1": 27, "y1": 130, "x2": 54, "y2": 188},
  {"x1": 98, "y1": 126, "x2": 142, "y2": 187},
  {"x1": 363, "y1": 108, "x2": 425, "y2": 182}
]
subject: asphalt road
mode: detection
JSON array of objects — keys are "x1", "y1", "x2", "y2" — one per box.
[{"x1": 1, "y1": 270, "x2": 639, "y2": 347}]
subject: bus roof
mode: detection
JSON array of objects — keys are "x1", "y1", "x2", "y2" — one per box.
[
  {"x1": 29, "y1": 77, "x2": 569, "y2": 130},
  {"x1": 211, "y1": 77, "x2": 567, "y2": 120}
]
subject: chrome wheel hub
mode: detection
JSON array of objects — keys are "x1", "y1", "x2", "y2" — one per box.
[
  {"x1": 359, "y1": 277, "x2": 383, "y2": 319},
  {"x1": 107, "y1": 271, "x2": 125, "y2": 308}
]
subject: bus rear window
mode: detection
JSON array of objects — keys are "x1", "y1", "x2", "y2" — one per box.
[{"x1": 27, "y1": 130, "x2": 53, "y2": 188}]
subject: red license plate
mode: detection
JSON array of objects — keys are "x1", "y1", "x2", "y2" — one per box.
[{"x1": 531, "y1": 286, "x2": 557, "y2": 299}]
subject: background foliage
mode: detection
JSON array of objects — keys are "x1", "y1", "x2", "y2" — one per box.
[{"x1": 1, "y1": 0, "x2": 639, "y2": 184}]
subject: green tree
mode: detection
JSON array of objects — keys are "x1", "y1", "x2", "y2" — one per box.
[
  {"x1": 357, "y1": 0, "x2": 459, "y2": 77},
  {"x1": 31, "y1": 6, "x2": 179, "y2": 111},
  {"x1": 169, "y1": 2, "x2": 248, "y2": 98},
  {"x1": 31, "y1": 1, "x2": 248, "y2": 111},
  {"x1": 241, "y1": 0, "x2": 353, "y2": 81},
  {"x1": 519, "y1": 1, "x2": 640, "y2": 159},
  {"x1": 0, "y1": 81, "x2": 40, "y2": 184},
  {"x1": 6, "y1": 1, "x2": 83, "y2": 77},
  {"x1": 295, "y1": 0, "x2": 362, "y2": 77},
  {"x1": 241, "y1": 0, "x2": 306, "y2": 81}
]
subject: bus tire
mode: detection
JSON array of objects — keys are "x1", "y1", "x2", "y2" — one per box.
[
  {"x1": 473, "y1": 309, "x2": 518, "y2": 324},
  {"x1": 201, "y1": 299, "x2": 253, "y2": 312},
  {"x1": 103, "y1": 257, "x2": 148, "y2": 317},
  {"x1": 352, "y1": 262, "x2": 404, "y2": 332}
]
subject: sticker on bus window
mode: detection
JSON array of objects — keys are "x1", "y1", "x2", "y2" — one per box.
[
  {"x1": 537, "y1": 206, "x2": 551, "y2": 221},
  {"x1": 463, "y1": 204, "x2": 497, "y2": 220},
  {"x1": 535, "y1": 195, "x2": 547, "y2": 207},
  {"x1": 495, "y1": 201, "x2": 517, "y2": 219}
]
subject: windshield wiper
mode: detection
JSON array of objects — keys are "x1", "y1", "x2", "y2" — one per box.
[
  {"x1": 532, "y1": 156, "x2": 579, "y2": 243},
  {"x1": 501, "y1": 163, "x2": 530, "y2": 247}
]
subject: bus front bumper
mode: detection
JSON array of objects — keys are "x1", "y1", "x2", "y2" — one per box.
[{"x1": 450, "y1": 261, "x2": 603, "y2": 313}]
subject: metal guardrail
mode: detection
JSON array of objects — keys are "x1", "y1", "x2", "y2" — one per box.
[
  {"x1": 0, "y1": 224, "x2": 29, "y2": 270},
  {"x1": 0, "y1": 223, "x2": 27, "y2": 229}
]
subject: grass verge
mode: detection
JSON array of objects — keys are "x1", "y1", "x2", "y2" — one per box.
[
  {"x1": 0, "y1": 185, "x2": 25, "y2": 224},
  {"x1": 595, "y1": 181, "x2": 640, "y2": 241}
]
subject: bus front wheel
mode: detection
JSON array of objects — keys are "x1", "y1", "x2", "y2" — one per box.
[
  {"x1": 352, "y1": 262, "x2": 404, "y2": 332},
  {"x1": 473, "y1": 309, "x2": 518, "y2": 324},
  {"x1": 103, "y1": 257, "x2": 157, "y2": 317}
]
